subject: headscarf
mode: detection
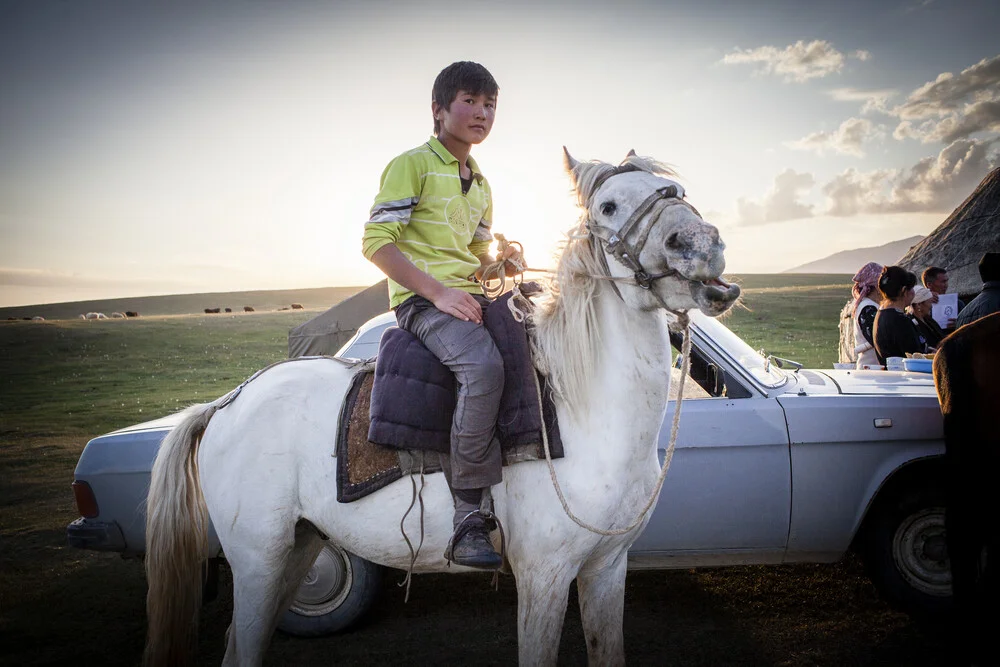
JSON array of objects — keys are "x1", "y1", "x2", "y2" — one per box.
[{"x1": 851, "y1": 262, "x2": 883, "y2": 316}]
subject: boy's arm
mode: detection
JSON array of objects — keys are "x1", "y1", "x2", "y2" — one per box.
[{"x1": 370, "y1": 244, "x2": 484, "y2": 324}]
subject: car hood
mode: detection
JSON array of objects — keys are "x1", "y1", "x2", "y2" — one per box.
[{"x1": 819, "y1": 369, "x2": 938, "y2": 396}]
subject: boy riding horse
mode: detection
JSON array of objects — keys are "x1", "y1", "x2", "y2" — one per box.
[{"x1": 362, "y1": 61, "x2": 521, "y2": 569}]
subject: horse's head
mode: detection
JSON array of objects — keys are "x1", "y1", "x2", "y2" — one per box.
[{"x1": 563, "y1": 148, "x2": 741, "y2": 317}]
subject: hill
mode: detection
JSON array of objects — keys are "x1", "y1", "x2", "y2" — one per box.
[
  {"x1": 783, "y1": 236, "x2": 924, "y2": 274},
  {"x1": 0, "y1": 285, "x2": 368, "y2": 321}
]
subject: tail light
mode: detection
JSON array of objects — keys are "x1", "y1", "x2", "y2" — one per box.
[{"x1": 72, "y1": 480, "x2": 99, "y2": 518}]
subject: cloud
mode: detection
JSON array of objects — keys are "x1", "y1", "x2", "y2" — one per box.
[
  {"x1": 889, "y1": 54, "x2": 1000, "y2": 142},
  {"x1": 736, "y1": 169, "x2": 815, "y2": 225},
  {"x1": 786, "y1": 117, "x2": 882, "y2": 157},
  {"x1": 828, "y1": 87, "x2": 896, "y2": 114},
  {"x1": 722, "y1": 40, "x2": 856, "y2": 83},
  {"x1": 851, "y1": 50, "x2": 872, "y2": 62},
  {"x1": 822, "y1": 138, "x2": 999, "y2": 215}
]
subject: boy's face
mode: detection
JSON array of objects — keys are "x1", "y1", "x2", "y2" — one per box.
[{"x1": 433, "y1": 90, "x2": 496, "y2": 147}]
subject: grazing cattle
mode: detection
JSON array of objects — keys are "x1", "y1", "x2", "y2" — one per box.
[
  {"x1": 111, "y1": 312, "x2": 126, "y2": 319},
  {"x1": 84, "y1": 312, "x2": 107, "y2": 320},
  {"x1": 31, "y1": 316, "x2": 44, "y2": 321},
  {"x1": 243, "y1": 306, "x2": 254, "y2": 312},
  {"x1": 204, "y1": 308, "x2": 221, "y2": 314},
  {"x1": 933, "y1": 311, "x2": 1000, "y2": 665},
  {"x1": 79, "y1": 314, "x2": 86, "y2": 319},
  {"x1": 224, "y1": 308, "x2": 232, "y2": 313},
  {"x1": 290, "y1": 303, "x2": 303, "y2": 309},
  {"x1": 125, "y1": 311, "x2": 139, "y2": 318}
]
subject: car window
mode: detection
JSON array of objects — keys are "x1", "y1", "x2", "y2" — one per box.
[{"x1": 690, "y1": 313, "x2": 787, "y2": 389}]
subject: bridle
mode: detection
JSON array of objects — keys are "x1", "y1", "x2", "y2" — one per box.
[{"x1": 584, "y1": 164, "x2": 701, "y2": 297}]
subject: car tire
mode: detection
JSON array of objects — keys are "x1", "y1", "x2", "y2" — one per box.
[
  {"x1": 277, "y1": 543, "x2": 383, "y2": 637},
  {"x1": 862, "y1": 486, "x2": 952, "y2": 617}
]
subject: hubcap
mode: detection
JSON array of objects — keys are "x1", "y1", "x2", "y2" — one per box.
[
  {"x1": 892, "y1": 507, "x2": 952, "y2": 597},
  {"x1": 289, "y1": 544, "x2": 354, "y2": 616}
]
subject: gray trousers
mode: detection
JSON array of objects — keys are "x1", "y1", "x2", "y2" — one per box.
[{"x1": 395, "y1": 295, "x2": 504, "y2": 490}]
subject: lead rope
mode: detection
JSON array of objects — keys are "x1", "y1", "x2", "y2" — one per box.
[
  {"x1": 398, "y1": 452, "x2": 427, "y2": 602},
  {"x1": 536, "y1": 310, "x2": 693, "y2": 536}
]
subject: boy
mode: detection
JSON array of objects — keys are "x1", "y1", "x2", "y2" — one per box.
[{"x1": 361, "y1": 62, "x2": 521, "y2": 569}]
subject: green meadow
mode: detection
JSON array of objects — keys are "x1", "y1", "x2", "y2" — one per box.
[{"x1": 1, "y1": 274, "x2": 851, "y2": 438}]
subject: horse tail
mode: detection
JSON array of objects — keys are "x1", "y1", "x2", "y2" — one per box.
[{"x1": 143, "y1": 402, "x2": 219, "y2": 667}]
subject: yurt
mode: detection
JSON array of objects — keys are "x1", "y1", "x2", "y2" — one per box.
[
  {"x1": 899, "y1": 167, "x2": 1000, "y2": 298},
  {"x1": 287, "y1": 280, "x2": 389, "y2": 357}
]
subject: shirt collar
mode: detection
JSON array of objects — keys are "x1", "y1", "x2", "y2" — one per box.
[{"x1": 426, "y1": 136, "x2": 484, "y2": 183}]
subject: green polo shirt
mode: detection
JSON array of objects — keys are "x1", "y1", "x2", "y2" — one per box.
[{"x1": 362, "y1": 137, "x2": 494, "y2": 309}]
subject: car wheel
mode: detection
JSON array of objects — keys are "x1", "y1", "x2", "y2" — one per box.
[
  {"x1": 277, "y1": 543, "x2": 383, "y2": 637},
  {"x1": 862, "y1": 487, "x2": 952, "y2": 617}
]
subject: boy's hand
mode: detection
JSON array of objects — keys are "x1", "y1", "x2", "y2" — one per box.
[
  {"x1": 432, "y1": 287, "x2": 483, "y2": 324},
  {"x1": 498, "y1": 245, "x2": 524, "y2": 277}
]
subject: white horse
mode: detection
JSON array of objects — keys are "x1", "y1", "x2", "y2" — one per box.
[{"x1": 144, "y1": 149, "x2": 741, "y2": 666}]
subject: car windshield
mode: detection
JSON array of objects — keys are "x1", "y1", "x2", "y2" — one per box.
[{"x1": 690, "y1": 312, "x2": 787, "y2": 389}]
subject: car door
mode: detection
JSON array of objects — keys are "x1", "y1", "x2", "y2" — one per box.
[{"x1": 630, "y1": 344, "x2": 791, "y2": 565}]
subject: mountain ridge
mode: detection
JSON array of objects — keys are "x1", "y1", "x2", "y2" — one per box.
[{"x1": 783, "y1": 236, "x2": 925, "y2": 274}]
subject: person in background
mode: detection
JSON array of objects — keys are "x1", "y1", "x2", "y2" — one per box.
[
  {"x1": 922, "y1": 266, "x2": 965, "y2": 330},
  {"x1": 873, "y1": 266, "x2": 927, "y2": 366},
  {"x1": 907, "y1": 285, "x2": 945, "y2": 349},
  {"x1": 849, "y1": 262, "x2": 882, "y2": 368},
  {"x1": 955, "y1": 252, "x2": 1000, "y2": 328}
]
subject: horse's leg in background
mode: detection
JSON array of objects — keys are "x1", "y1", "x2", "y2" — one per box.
[
  {"x1": 220, "y1": 517, "x2": 318, "y2": 667},
  {"x1": 576, "y1": 551, "x2": 628, "y2": 667},
  {"x1": 514, "y1": 560, "x2": 577, "y2": 666}
]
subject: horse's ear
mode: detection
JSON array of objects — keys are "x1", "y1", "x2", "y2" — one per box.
[
  {"x1": 626, "y1": 149, "x2": 637, "y2": 158},
  {"x1": 562, "y1": 146, "x2": 580, "y2": 173}
]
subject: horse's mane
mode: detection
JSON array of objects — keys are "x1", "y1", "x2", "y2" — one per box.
[{"x1": 531, "y1": 154, "x2": 676, "y2": 415}]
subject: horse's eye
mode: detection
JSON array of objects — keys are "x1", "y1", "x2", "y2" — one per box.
[{"x1": 600, "y1": 201, "x2": 617, "y2": 216}]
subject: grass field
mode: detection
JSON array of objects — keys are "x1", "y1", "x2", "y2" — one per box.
[
  {"x1": 0, "y1": 274, "x2": 851, "y2": 437},
  {"x1": 1, "y1": 275, "x2": 957, "y2": 666}
]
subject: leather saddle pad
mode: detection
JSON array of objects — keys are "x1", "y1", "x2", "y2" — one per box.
[{"x1": 335, "y1": 291, "x2": 563, "y2": 503}]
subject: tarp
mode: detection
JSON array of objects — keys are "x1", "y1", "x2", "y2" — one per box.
[
  {"x1": 899, "y1": 167, "x2": 1000, "y2": 298},
  {"x1": 288, "y1": 280, "x2": 389, "y2": 357}
]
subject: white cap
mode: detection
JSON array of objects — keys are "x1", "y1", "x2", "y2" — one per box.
[{"x1": 912, "y1": 285, "x2": 934, "y2": 304}]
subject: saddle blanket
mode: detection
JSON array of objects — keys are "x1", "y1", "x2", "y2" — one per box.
[{"x1": 336, "y1": 291, "x2": 564, "y2": 503}]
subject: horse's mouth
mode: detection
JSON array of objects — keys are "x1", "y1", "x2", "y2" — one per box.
[{"x1": 689, "y1": 276, "x2": 741, "y2": 314}]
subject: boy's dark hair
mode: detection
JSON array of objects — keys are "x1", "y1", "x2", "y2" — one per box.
[
  {"x1": 979, "y1": 252, "x2": 1000, "y2": 282},
  {"x1": 922, "y1": 266, "x2": 947, "y2": 286},
  {"x1": 879, "y1": 265, "x2": 917, "y2": 300},
  {"x1": 432, "y1": 61, "x2": 499, "y2": 134}
]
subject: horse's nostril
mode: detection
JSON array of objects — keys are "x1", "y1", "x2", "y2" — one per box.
[{"x1": 666, "y1": 232, "x2": 681, "y2": 249}]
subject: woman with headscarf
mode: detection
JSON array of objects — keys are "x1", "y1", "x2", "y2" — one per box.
[
  {"x1": 907, "y1": 285, "x2": 945, "y2": 349},
  {"x1": 845, "y1": 261, "x2": 883, "y2": 369}
]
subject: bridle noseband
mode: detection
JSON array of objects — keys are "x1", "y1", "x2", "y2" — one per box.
[{"x1": 584, "y1": 165, "x2": 700, "y2": 293}]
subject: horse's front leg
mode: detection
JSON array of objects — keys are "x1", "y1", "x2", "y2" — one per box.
[
  {"x1": 576, "y1": 550, "x2": 628, "y2": 667},
  {"x1": 514, "y1": 561, "x2": 577, "y2": 666}
]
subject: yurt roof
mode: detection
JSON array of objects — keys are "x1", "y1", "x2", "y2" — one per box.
[{"x1": 899, "y1": 167, "x2": 1000, "y2": 297}]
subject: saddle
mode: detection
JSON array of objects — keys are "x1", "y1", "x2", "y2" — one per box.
[{"x1": 335, "y1": 290, "x2": 564, "y2": 503}]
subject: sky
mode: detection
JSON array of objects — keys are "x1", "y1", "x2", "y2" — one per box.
[{"x1": 2, "y1": 0, "x2": 999, "y2": 307}]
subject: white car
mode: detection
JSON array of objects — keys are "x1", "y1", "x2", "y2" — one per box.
[{"x1": 68, "y1": 311, "x2": 947, "y2": 636}]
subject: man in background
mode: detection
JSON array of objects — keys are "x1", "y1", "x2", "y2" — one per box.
[
  {"x1": 922, "y1": 266, "x2": 965, "y2": 331},
  {"x1": 955, "y1": 253, "x2": 1000, "y2": 328}
]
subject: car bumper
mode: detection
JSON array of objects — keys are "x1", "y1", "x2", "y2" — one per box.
[{"x1": 66, "y1": 517, "x2": 126, "y2": 552}]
